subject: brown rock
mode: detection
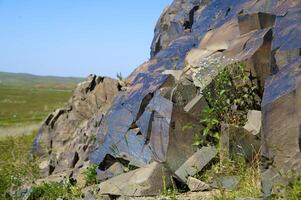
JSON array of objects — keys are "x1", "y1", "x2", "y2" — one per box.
[{"x1": 238, "y1": 12, "x2": 275, "y2": 35}]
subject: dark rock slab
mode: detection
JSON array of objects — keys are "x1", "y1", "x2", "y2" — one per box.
[
  {"x1": 272, "y1": 8, "x2": 301, "y2": 69},
  {"x1": 91, "y1": 93, "x2": 173, "y2": 167},
  {"x1": 262, "y1": 57, "x2": 301, "y2": 167},
  {"x1": 175, "y1": 146, "x2": 217, "y2": 182}
]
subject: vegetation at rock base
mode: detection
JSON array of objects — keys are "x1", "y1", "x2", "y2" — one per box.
[
  {"x1": 197, "y1": 155, "x2": 261, "y2": 200},
  {"x1": 189, "y1": 62, "x2": 262, "y2": 199},
  {"x1": 83, "y1": 164, "x2": 99, "y2": 186},
  {"x1": 161, "y1": 175, "x2": 178, "y2": 200},
  {"x1": 0, "y1": 131, "x2": 39, "y2": 200},
  {"x1": 28, "y1": 180, "x2": 82, "y2": 200}
]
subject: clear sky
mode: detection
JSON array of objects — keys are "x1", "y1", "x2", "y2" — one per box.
[{"x1": 0, "y1": 0, "x2": 172, "y2": 78}]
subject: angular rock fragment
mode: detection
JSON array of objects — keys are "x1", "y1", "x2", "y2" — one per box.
[
  {"x1": 175, "y1": 146, "x2": 217, "y2": 182},
  {"x1": 243, "y1": 110, "x2": 262, "y2": 136},
  {"x1": 98, "y1": 162, "x2": 170, "y2": 197},
  {"x1": 187, "y1": 177, "x2": 210, "y2": 192},
  {"x1": 96, "y1": 162, "x2": 124, "y2": 182}
]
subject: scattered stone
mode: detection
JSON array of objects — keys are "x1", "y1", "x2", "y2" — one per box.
[
  {"x1": 175, "y1": 146, "x2": 217, "y2": 182},
  {"x1": 210, "y1": 176, "x2": 240, "y2": 191},
  {"x1": 187, "y1": 177, "x2": 210, "y2": 192}
]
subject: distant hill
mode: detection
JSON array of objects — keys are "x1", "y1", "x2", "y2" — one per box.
[{"x1": 0, "y1": 72, "x2": 84, "y2": 90}]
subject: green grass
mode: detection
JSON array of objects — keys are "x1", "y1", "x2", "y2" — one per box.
[
  {"x1": 82, "y1": 164, "x2": 99, "y2": 186},
  {"x1": 0, "y1": 131, "x2": 39, "y2": 199},
  {"x1": 28, "y1": 181, "x2": 82, "y2": 200},
  {"x1": 0, "y1": 85, "x2": 72, "y2": 127},
  {"x1": 195, "y1": 155, "x2": 261, "y2": 200}
]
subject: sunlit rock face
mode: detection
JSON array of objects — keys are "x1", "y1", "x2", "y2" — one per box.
[
  {"x1": 32, "y1": 75, "x2": 120, "y2": 177},
  {"x1": 33, "y1": 0, "x2": 301, "y2": 197}
]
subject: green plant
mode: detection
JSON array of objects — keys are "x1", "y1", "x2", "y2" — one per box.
[
  {"x1": 29, "y1": 180, "x2": 82, "y2": 200},
  {"x1": 195, "y1": 63, "x2": 260, "y2": 147},
  {"x1": 83, "y1": 164, "x2": 99, "y2": 186},
  {"x1": 272, "y1": 177, "x2": 301, "y2": 200},
  {"x1": 116, "y1": 72, "x2": 123, "y2": 81}
]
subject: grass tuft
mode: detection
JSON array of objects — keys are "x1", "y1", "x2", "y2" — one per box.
[{"x1": 0, "y1": 131, "x2": 39, "y2": 199}]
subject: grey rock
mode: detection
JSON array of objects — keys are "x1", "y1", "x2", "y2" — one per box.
[
  {"x1": 175, "y1": 146, "x2": 217, "y2": 182},
  {"x1": 211, "y1": 176, "x2": 240, "y2": 191},
  {"x1": 187, "y1": 177, "x2": 210, "y2": 192}
]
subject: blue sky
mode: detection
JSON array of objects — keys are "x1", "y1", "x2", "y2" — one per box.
[{"x1": 0, "y1": 0, "x2": 172, "y2": 77}]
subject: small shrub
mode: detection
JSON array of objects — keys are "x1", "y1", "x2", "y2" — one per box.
[
  {"x1": 194, "y1": 62, "x2": 260, "y2": 147},
  {"x1": 83, "y1": 164, "x2": 99, "y2": 186}
]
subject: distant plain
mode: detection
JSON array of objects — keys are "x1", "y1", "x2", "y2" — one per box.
[{"x1": 0, "y1": 72, "x2": 83, "y2": 136}]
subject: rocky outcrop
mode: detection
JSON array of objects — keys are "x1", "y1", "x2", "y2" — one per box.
[
  {"x1": 32, "y1": 0, "x2": 301, "y2": 198},
  {"x1": 33, "y1": 75, "x2": 120, "y2": 178}
]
